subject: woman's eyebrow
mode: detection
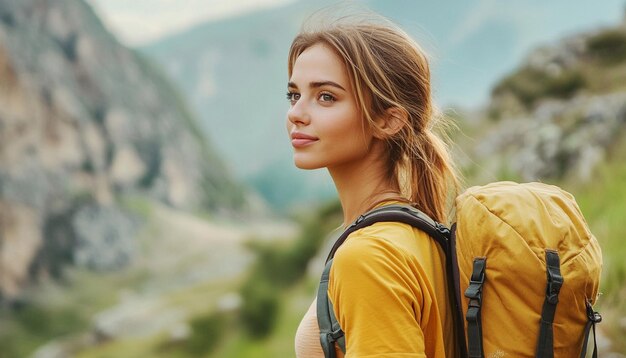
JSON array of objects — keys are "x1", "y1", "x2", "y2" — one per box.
[{"x1": 287, "y1": 81, "x2": 346, "y2": 91}]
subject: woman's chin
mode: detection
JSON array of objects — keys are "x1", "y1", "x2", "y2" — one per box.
[{"x1": 293, "y1": 159, "x2": 323, "y2": 170}]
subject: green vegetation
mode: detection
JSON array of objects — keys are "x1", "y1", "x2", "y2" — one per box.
[
  {"x1": 563, "y1": 132, "x2": 626, "y2": 352},
  {"x1": 64, "y1": 199, "x2": 341, "y2": 358},
  {"x1": 244, "y1": 200, "x2": 341, "y2": 287},
  {"x1": 0, "y1": 268, "x2": 146, "y2": 358},
  {"x1": 492, "y1": 67, "x2": 585, "y2": 109},
  {"x1": 239, "y1": 279, "x2": 280, "y2": 338},
  {"x1": 587, "y1": 29, "x2": 626, "y2": 65},
  {"x1": 119, "y1": 195, "x2": 154, "y2": 219},
  {"x1": 237, "y1": 200, "x2": 341, "y2": 339},
  {"x1": 184, "y1": 312, "x2": 227, "y2": 355},
  {"x1": 210, "y1": 278, "x2": 319, "y2": 358},
  {"x1": 0, "y1": 304, "x2": 83, "y2": 358},
  {"x1": 573, "y1": 163, "x2": 626, "y2": 299},
  {"x1": 490, "y1": 27, "x2": 626, "y2": 114}
]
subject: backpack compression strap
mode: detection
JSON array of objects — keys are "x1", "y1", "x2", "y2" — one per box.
[
  {"x1": 536, "y1": 250, "x2": 563, "y2": 358},
  {"x1": 465, "y1": 257, "x2": 487, "y2": 358},
  {"x1": 316, "y1": 204, "x2": 468, "y2": 358},
  {"x1": 535, "y1": 250, "x2": 603, "y2": 358},
  {"x1": 580, "y1": 300, "x2": 602, "y2": 358}
]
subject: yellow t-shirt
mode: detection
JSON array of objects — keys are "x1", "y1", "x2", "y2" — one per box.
[
  {"x1": 296, "y1": 215, "x2": 456, "y2": 358},
  {"x1": 327, "y1": 220, "x2": 455, "y2": 357}
]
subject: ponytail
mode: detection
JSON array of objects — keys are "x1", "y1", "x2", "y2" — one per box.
[{"x1": 400, "y1": 127, "x2": 459, "y2": 224}]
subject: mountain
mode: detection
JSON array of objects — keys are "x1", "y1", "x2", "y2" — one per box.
[
  {"x1": 0, "y1": 0, "x2": 245, "y2": 301},
  {"x1": 140, "y1": 0, "x2": 338, "y2": 211},
  {"x1": 140, "y1": 0, "x2": 625, "y2": 210}
]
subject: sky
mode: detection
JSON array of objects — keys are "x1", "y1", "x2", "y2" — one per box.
[{"x1": 87, "y1": 0, "x2": 295, "y2": 46}]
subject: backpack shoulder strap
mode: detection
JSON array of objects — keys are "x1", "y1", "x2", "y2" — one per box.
[
  {"x1": 324, "y1": 204, "x2": 450, "y2": 263},
  {"x1": 317, "y1": 258, "x2": 345, "y2": 358},
  {"x1": 317, "y1": 204, "x2": 467, "y2": 358}
]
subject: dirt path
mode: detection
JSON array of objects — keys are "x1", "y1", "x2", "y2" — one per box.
[
  {"x1": 133, "y1": 204, "x2": 298, "y2": 290},
  {"x1": 32, "y1": 205, "x2": 299, "y2": 358}
]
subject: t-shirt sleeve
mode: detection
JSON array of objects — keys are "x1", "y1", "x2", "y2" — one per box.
[{"x1": 328, "y1": 235, "x2": 427, "y2": 358}]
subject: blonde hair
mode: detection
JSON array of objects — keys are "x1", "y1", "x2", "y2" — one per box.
[{"x1": 288, "y1": 14, "x2": 460, "y2": 223}]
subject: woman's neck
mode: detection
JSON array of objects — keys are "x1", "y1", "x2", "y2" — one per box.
[{"x1": 328, "y1": 145, "x2": 402, "y2": 228}]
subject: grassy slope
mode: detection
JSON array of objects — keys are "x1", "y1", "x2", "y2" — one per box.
[
  {"x1": 563, "y1": 131, "x2": 626, "y2": 353},
  {"x1": 208, "y1": 278, "x2": 317, "y2": 358},
  {"x1": 0, "y1": 197, "x2": 289, "y2": 358}
]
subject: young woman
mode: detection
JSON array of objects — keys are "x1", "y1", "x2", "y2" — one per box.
[{"x1": 287, "y1": 14, "x2": 459, "y2": 358}]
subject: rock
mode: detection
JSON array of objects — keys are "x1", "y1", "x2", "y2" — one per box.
[
  {"x1": 103, "y1": 107, "x2": 132, "y2": 144},
  {"x1": 93, "y1": 296, "x2": 185, "y2": 340},
  {"x1": 526, "y1": 35, "x2": 587, "y2": 71},
  {"x1": 72, "y1": 204, "x2": 139, "y2": 271},
  {"x1": 32, "y1": 340, "x2": 68, "y2": 358},
  {"x1": 81, "y1": 121, "x2": 107, "y2": 172},
  {"x1": 169, "y1": 323, "x2": 191, "y2": 342},
  {"x1": 32, "y1": 333, "x2": 96, "y2": 358},
  {"x1": 476, "y1": 92, "x2": 626, "y2": 182},
  {"x1": 110, "y1": 146, "x2": 147, "y2": 186},
  {"x1": 0, "y1": 0, "x2": 244, "y2": 300},
  {"x1": 482, "y1": 22, "x2": 626, "y2": 183},
  {"x1": 217, "y1": 292, "x2": 242, "y2": 312},
  {"x1": 0, "y1": 202, "x2": 41, "y2": 300}
]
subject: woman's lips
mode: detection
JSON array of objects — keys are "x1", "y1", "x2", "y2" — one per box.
[
  {"x1": 291, "y1": 132, "x2": 318, "y2": 148},
  {"x1": 291, "y1": 138, "x2": 318, "y2": 147}
]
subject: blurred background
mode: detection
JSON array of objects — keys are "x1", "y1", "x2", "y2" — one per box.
[{"x1": 0, "y1": 0, "x2": 625, "y2": 356}]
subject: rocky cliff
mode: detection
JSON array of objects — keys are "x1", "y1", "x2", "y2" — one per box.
[
  {"x1": 0, "y1": 0, "x2": 244, "y2": 302},
  {"x1": 459, "y1": 16, "x2": 626, "y2": 183}
]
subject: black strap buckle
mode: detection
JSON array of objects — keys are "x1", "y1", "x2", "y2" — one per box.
[
  {"x1": 545, "y1": 250, "x2": 563, "y2": 305},
  {"x1": 465, "y1": 285, "x2": 482, "y2": 301},
  {"x1": 586, "y1": 300, "x2": 602, "y2": 324},
  {"x1": 465, "y1": 258, "x2": 486, "y2": 301},
  {"x1": 465, "y1": 257, "x2": 486, "y2": 358},
  {"x1": 328, "y1": 328, "x2": 344, "y2": 342},
  {"x1": 546, "y1": 275, "x2": 563, "y2": 304}
]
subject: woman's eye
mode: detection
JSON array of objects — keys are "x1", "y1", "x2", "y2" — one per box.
[
  {"x1": 319, "y1": 93, "x2": 336, "y2": 103},
  {"x1": 286, "y1": 92, "x2": 300, "y2": 104}
]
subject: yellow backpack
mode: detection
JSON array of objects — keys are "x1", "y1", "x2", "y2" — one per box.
[{"x1": 317, "y1": 181, "x2": 602, "y2": 358}]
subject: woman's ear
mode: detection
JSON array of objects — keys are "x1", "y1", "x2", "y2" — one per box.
[{"x1": 373, "y1": 107, "x2": 408, "y2": 139}]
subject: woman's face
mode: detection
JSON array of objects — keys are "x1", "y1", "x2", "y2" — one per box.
[{"x1": 286, "y1": 43, "x2": 374, "y2": 170}]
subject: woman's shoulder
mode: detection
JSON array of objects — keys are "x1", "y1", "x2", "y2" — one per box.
[
  {"x1": 332, "y1": 221, "x2": 431, "y2": 269},
  {"x1": 329, "y1": 221, "x2": 433, "y2": 309},
  {"x1": 344, "y1": 220, "x2": 430, "y2": 252}
]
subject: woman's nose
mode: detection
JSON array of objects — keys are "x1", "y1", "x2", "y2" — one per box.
[{"x1": 287, "y1": 100, "x2": 310, "y2": 126}]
